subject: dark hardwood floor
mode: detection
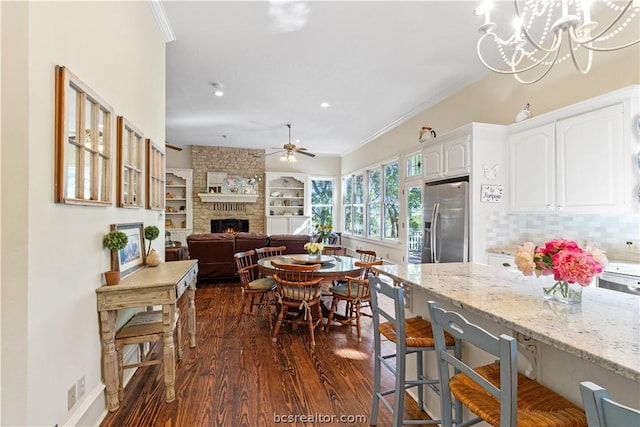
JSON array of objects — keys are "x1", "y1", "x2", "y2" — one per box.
[{"x1": 100, "y1": 281, "x2": 434, "y2": 427}]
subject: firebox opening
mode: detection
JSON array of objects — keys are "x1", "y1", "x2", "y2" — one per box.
[{"x1": 211, "y1": 219, "x2": 249, "y2": 234}]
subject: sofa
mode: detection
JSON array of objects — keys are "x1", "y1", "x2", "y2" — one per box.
[{"x1": 186, "y1": 232, "x2": 313, "y2": 283}]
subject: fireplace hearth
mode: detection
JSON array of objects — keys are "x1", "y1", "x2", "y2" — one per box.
[{"x1": 211, "y1": 219, "x2": 249, "y2": 233}]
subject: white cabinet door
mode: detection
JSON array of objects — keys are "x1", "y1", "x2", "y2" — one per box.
[
  {"x1": 266, "y1": 216, "x2": 311, "y2": 235},
  {"x1": 443, "y1": 135, "x2": 470, "y2": 177},
  {"x1": 423, "y1": 142, "x2": 443, "y2": 181},
  {"x1": 555, "y1": 104, "x2": 624, "y2": 213},
  {"x1": 290, "y1": 216, "x2": 311, "y2": 235},
  {"x1": 267, "y1": 217, "x2": 289, "y2": 235},
  {"x1": 423, "y1": 136, "x2": 470, "y2": 182},
  {"x1": 508, "y1": 124, "x2": 556, "y2": 212}
]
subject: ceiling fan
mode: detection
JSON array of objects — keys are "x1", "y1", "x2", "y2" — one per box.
[
  {"x1": 166, "y1": 142, "x2": 183, "y2": 151},
  {"x1": 266, "y1": 124, "x2": 316, "y2": 162}
]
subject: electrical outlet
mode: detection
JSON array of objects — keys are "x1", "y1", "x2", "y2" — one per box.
[
  {"x1": 67, "y1": 384, "x2": 76, "y2": 410},
  {"x1": 77, "y1": 376, "x2": 85, "y2": 399},
  {"x1": 625, "y1": 240, "x2": 640, "y2": 253}
]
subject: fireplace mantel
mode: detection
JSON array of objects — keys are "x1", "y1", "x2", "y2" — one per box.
[{"x1": 197, "y1": 193, "x2": 258, "y2": 203}]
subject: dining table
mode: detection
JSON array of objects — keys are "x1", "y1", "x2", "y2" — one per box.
[{"x1": 257, "y1": 254, "x2": 364, "y2": 319}]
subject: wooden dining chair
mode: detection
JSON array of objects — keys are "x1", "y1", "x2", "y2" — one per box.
[
  {"x1": 356, "y1": 248, "x2": 377, "y2": 263},
  {"x1": 322, "y1": 245, "x2": 346, "y2": 257},
  {"x1": 580, "y1": 381, "x2": 640, "y2": 427},
  {"x1": 325, "y1": 272, "x2": 371, "y2": 341},
  {"x1": 234, "y1": 250, "x2": 276, "y2": 327},
  {"x1": 271, "y1": 261, "x2": 324, "y2": 346},
  {"x1": 427, "y1": 300, "x2": 587, "y2": 427},
  {"x1": 255, "y1": 245, "x2": 286, "y2": 260}
]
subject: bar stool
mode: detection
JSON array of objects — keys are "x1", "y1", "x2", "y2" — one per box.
[
  {"x1": 115, "y1": 308, "x2": 181, "y2": 402},
  {"x1": 428, "y1": 300, "x2": 587, "y2": 427},
  {"x1": 580, "y1": 381, "x2": 640, "y2": 427},
  {"x1": 369, "y1": 276, "x2": 460, "y2": 427}
]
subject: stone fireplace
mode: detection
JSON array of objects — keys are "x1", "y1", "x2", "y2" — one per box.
[{"x1": 191, "y1": 145, "x2": 266, "y2": 234}]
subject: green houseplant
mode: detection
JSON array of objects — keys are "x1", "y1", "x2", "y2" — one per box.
[
  {"x1": 144, "y1": 225, "x2": 161, "y2": 266},
  {"x1": 103, "y1": 230, "x2": 128, "y2": 285}
]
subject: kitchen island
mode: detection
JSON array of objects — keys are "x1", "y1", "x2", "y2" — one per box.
[{"x1": 372, "y1": 262, "x2": 639, "y2": 422}]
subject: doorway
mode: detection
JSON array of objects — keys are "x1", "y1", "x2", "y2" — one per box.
[{"x1": 405, "y1": 184, "x2": 422, "y2": 264}]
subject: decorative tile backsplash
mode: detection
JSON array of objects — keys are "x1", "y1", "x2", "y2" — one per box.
[{"x1": 486, "y1": 212, "x2": 640, "y2": 261}]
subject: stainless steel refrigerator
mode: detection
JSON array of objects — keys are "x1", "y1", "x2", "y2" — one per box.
[{"x1": 422, "y1": 177, "x2": 469, "y2": 263}]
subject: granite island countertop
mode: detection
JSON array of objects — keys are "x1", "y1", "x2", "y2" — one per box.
[{"x1": 372, "y1": 262, "x2": 640, "y2": 382}]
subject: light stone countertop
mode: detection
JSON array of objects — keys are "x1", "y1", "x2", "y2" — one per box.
[{"x1": 372, "y1": 262, "x2": 640, "y2": 382}]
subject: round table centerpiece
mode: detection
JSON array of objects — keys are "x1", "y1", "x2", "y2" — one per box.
[{"x1": 304, "y1": 242, "x2": 324, "y2": 260}]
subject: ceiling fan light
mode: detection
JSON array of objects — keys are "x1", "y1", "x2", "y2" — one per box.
[
  {"x1": 288, "y1": 153, "x2": 297, "y2": 163},
  {"x1": 279, "y1": 153, "x2": 288, "y2": 162}
]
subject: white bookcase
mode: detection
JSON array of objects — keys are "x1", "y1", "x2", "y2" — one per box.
[
  {"x1": 265, "y1": 172, "x2": 310, "y2": 235},
  {"x1": 165, "y1": 168, "x2": 193, "y2": 245}
]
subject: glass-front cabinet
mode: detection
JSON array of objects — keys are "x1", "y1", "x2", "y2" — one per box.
[{"x1": 265, "y1": 172, "x2": 310, "y2": 235}]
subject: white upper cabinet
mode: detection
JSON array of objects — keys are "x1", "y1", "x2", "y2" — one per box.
[
  {"x1": 509, "y1": 124, "x2": 556, "y2": 212},
  {"x1": 509, "y1": 103, "x2": 625, "y2": 213},
  {"x1": 423, "y1": 134, "x2": 470, "y2": 181},
  {"x1": 556, "y1": 104, "x2": 624, "y2": 212}
]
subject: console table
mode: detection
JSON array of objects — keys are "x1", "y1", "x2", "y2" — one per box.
[{"x1": 96, "y1": 260, "x2": 198, "y2": 412}]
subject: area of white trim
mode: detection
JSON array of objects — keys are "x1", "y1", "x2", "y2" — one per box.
[{"x1": 148, "y1": 0, "x2": 176, "y2": 43}]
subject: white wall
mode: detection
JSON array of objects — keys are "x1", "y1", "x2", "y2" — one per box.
[{"x1": 1, "y1": 2, "x2": 166, "y2": 426}]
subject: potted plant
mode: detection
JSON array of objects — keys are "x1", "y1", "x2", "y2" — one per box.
[
  {"x1": 103, "y1": 230, "x2": 128, "y2": 285},
  {"x1": 144, "y1": 225, "x2": 161, "y2": 266}
]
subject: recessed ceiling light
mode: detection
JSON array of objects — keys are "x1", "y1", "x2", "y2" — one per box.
[
  {"x1": 210, "y1": 82, "x2": 224, "y2": 97},
  {"x1": 320, "y1": 102, "x2": 330, "y2": 108}
]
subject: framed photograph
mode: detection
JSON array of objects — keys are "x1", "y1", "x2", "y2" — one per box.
[{"x1": 111, "y1": 222, "x2": 145, "y2": 276}]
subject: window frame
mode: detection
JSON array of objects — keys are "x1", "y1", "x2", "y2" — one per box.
[
  {"x1": 310, "y1": 177, "x2": 335, "y2": 230},
  {"x1": 54, "y1": 66, "x2": 114, "y2": 206},
  {"x1": 116, "y1": 116, "x2": 145, "y2": 208},
  {"x1": 146, "y1": 138, "x2": 165, "y2": 210}
]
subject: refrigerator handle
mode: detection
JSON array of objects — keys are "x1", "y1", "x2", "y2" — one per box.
[{"x1": 430, "y1": 203, "x2": 440, "y2": 263}]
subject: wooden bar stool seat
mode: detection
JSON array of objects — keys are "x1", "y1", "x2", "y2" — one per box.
[{"x1": 115, "y1": 309, "x2": 181, "y2": 402}]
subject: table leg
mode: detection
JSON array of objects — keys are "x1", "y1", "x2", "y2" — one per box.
[
  {"x1": 162, "y1": 304, "x2": 176, "y2": 403},
  {"x1": 99, "y1": 310, "x2": 120, "y2": 412},
  {"x1": 187, "y1": 285, "x2": 196, "y2": 347}
]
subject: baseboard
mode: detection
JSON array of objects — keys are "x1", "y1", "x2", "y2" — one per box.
[{"x1": 60, "y1": 345, "x2": 140, "y2": 426}]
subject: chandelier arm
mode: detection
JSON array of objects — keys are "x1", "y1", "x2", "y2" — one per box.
[
  {"x1": 583, "y1": 39, "x2": 640, "y2": 51},
  {"x1": 476, "y1": 34, "x2": 556, "y2": 75},
  {"x1": 568, "y1": 32, "x2": 593, "y2": 74},
  {"x1": 513, "y1": 0, "x2": 564, "y2": 54},
  {"x1": 513, "y1": 46, "x2": 562, "y2": 84},
  {"x1": 576, "y1": 0, "x2": 636, "y2": 45}
]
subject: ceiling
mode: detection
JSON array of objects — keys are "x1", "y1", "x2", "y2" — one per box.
[{"x1": 162, "y1": 1, "x2": 497, "y2": 157}]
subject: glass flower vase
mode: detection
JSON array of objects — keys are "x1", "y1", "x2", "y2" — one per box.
[
  {"x1": 542, "y1": 280, "x2": 583, "y2": 305},
  {"x1": 307, "y1": 250, "x2": 322, "y2": 260}
]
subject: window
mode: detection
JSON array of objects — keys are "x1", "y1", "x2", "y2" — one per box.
[
  {"x1": 54, "y1": 66, "x2": 113, "y2": 206},
  {"x1": 146, "y1": 139, "x2": 165, "y2": 210},
  {"x1": 406, "y1": 153, "x2": 422, "y2": 178},
  {"x1": 367, "y1": 169, "x2": 381, "y2": 238},
  {"x1": 343, "y1": 176, "x2": 352, "y2": 234},
  {"x1": 365, "y1": 162, "x2": 399, "y2": 240},
  {"x1": 342, "y1": 173, "x2": 364, "y2": 236},
  {"x1": 311, "y1": 178, "x2": 334, "y2": 229},
  {"x1": 117, "y1": 117, "x2": 145, "y2": 208}
]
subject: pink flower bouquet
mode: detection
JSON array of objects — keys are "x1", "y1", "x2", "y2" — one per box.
[{"x1": 515, "y1": 238, "x2": 608, "y2": 302}]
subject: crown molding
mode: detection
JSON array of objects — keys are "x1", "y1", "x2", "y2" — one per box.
[{"x1": 148, "y1": 0, "x2": 176, "y2": 43}]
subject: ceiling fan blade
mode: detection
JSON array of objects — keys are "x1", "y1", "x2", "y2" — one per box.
[
  {"x1": 166, "y1": 143, "x2": 183, "y2": 151},
  {"x1": 265, "y1": 150, "x2": 284, "y2": 156},
  {"x1": 295, "y1": 149, "x2": 316, "y2": 157}
]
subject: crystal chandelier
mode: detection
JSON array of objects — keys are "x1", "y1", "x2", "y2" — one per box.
[{"x1": 474, "y1": 0, "x2": 640, "y2": 84}]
